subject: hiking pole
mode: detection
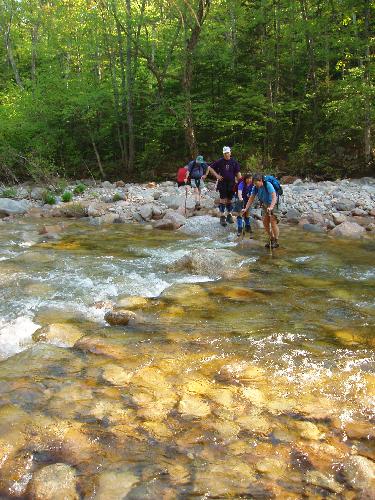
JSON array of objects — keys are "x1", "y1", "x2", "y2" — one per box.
[
  {"x1": 184, "y1": 184, "x2": 188, "y2": 217},
  {"x1": 268, "y1": 210, "x2": 273, "y2": 255}
]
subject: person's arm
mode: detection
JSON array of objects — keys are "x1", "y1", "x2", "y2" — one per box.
[
  {"x1": 267, "y1": 191, "x2": 277, "y2": 212},
  {"x1": 206, "y1": 165, "x2": 223, "y2": 181},
  {"x1": 242, "y1": 194, "x2": 255, "y2": 212},
  {"x1": 235, "y1": 172, "x2": 242, "y2": 182}
]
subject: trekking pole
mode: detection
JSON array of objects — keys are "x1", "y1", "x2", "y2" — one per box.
[
  {"x1": 184, "y1": 184, "x2": 188, "y2": 216},
  {"x1": 268, "y1": 211, "x2": 273, "y2": 255}
]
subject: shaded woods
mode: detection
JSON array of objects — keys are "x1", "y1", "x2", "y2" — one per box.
[{"x1": 0, "y1": 0, "x2": 373, "y2": 182}]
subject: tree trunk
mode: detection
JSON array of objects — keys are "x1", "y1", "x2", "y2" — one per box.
[
  {"x1": 4, "y1": 16, "x2": 24, "y2": 89},
  {"x1": 88, "y1": 129, "x2": 105, "y2": 179},
  {"x1": 363, "y1": 0, "x2": 371, "y2": 164},
  {"x1": 125, "y1": 0, "x2": 135, "y2": 174}
]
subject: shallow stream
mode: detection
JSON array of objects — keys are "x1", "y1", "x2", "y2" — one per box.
[{"x1": 0, "y1": 217, "x2": 374, "y2": 498}]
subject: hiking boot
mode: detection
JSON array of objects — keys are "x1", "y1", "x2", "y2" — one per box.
[
  {"x1": 245, "y1": 226, "x2": 252, "y2": 233},
  {"x1": 237, "y1": 229, "x2": 243, "y2": 237},
  {"x1": 271, "y1": 240, "x2": 279, "y2": 248},
  {"x1": 226, "y1": 213, "x2": 234, "y2": 224},
  {"x1": 195, "y1": 202, "x2": 201, "y2": 210},
  {"x1": 265, "y1": 241, "x2": 271, "y2": 248},
  {"x1": 220, "y1": 215, "x2": 227, "y2": 227}
]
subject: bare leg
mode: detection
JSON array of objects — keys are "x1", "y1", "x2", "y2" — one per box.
[{"x1": 270, "y1": 216, "x2": 279, "y2": 240}]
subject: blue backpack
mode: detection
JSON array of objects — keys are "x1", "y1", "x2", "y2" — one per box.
[{"x1": 263, "y1": 175, "x2": 283, "y2": 196}]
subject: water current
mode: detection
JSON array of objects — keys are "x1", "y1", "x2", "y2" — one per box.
[{"x1": 0, "y1": 217, "x2": 374, "y2": 498}]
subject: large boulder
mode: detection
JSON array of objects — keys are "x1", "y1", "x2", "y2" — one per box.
[
  {"x1": 330, "y1": 221, "x2": 365, "y2": 239},
  {"x1": 0, "y1": 198, "x2": 29, "y2": 216},
  {"x1": 169, "y1": 248, "x2": 243, "y2": 278}
]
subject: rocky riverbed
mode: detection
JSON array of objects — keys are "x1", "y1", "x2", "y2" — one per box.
[{"x1": 0, "y1": 177, "x2": 375, "y2": 241}]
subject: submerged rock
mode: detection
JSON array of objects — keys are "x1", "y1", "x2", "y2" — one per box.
[
  {"x1": 32, "y1": 323, "x2": 84, "y2": 347},
  {"x1": 29, "y1": 463, "x2": 78, "y2": 500},
  {"x1": 341, "y1": 455, "x2": 375, "y2": 494}
]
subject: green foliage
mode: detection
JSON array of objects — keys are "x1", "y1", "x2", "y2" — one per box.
[
  {"x1": 61, "y1": 191, "x2": 73, "y2": 202},
  {"x1": 55, "y1": 179, "x2": 69, "y2": 195},
  {"x1": 0, "y1": 0, "x2": 373, "y2": 180},
  {"x1": 42, "y1": 191, "x2": 56, "y2": 205},
  {"x1": 112, "y1": 193, "x2": 122, "y2": 202},
  {"x1": 73, "y1": 183, "x2": 86, "y2": 195},
  {"x1": 0, "y1": 187, "x2": 17, "y2": 198}
]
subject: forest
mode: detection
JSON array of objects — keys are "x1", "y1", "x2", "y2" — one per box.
[{"x1": 0, "y1": 0, "x2": 373, "y2": 183}]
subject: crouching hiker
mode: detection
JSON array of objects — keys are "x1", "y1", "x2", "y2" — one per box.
[
  {"x1": 208, "y1": 146, "x2": 241, "y2": 227},
  {"x1": 234, "y1": 173, "x2": 253, "y2": 237},
  {"x1": 242, "y1": 173, "x2": 281, "y2": 248},
  {"x1": 185, "y1": 155, "x2": 207, "y2": 210}
]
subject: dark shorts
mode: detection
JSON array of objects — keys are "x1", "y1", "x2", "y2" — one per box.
[{"x1": 217, "y1": 180, "x2": 234, "y2": 200}]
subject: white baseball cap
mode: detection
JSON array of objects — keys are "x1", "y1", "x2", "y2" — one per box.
[{"x1": 223, "y1": 146, "x2": 231, "y2": 154}]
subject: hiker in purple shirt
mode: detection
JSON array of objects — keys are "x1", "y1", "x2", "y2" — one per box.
[{"x1": 206, "y1": 146, "x2": 242, "y2": 226}]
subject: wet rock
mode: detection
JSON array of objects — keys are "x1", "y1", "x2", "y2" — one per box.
[
  {"x1": 99, "y1": 213, "x2": 118, "y2": 224},
  {"x1": 74, "y1": 336, "x2": 126, "y2": 360},
  {"x1": 115, "y1": 296, "x2": 149, "y2": 309},
  {"x1": 29, "y1": 463, "x2": 78, "y2": 500},
  {"x1": 38, "y1": 224, "x2": 65, "y2": 235},
  {"x1": 104, "y1": 310, "x2": 138, "y2": 326},
  {"x1": 255, "y1": 457, "x2": 287, "y2": 478},
  {"x1": 102, "y1": 363, "x2": 133, "y2": 386},
  {"x1": 237, "y1": 415, "x2": 271, "y2": 435},
  {"x1": 116, "y1": 180, "x2": 125, "y2": 187},
  {"x1": 343, "y1": 421, "x2": 375, "y2": 440},
  {"x1": 178, "y1": 394, "x2": 211, "y2": 418},
  {"x1": 169, "y1": 248, "x2": 243, "y2": 278},
  {"x1": 366, "y1": 222, "x2": 375, "y2": 231},
  {"x1": 305, "y1": 470, "x2": 343, "y2": 493},
  {"x1": 330, "y1": 221, "x2": 365, "y2": 239},
  {"x1": 32, "y1": 323, "x2": 84, "y2": 347},
  {"x1": 294, "y1": 421, "x2": 324, "y2": 441},
  {"x1": 153, "y1": 219, "x2": 175, "y2": 230},
  {"x1": 341, "y1": 455, "x2": 375, "y2": 494},
  {"x1": 0, "y1": 450, "x2": 34, "y2": 497},
  {"x1": 302, "y1": 223, "x2": 326, "y2": 233},
  {"x1": 27, "y1": 207, "x2": 44, "y2": 217}
]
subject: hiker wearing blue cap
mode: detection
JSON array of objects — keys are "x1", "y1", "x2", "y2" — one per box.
[
  {"x1": 185, "y1": 155, "x2": 208, "y2": 210},
  {"x1": 207, "y1": 146, "x2": 242, "y2": 226}
]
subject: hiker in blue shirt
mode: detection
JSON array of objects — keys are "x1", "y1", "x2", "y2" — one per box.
[
  {"x1": 234, "y1": 173, "x2": 253, "y2": 237},
  {"x1": 242, "y1": 173, "x2": 280, "y2": 248},
  {"x1": 185, "y1": 155, "x2": 207, "y2": 210}
]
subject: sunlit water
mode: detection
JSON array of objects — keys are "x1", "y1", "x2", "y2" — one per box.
[{"x1": 0, "y1": 217, "x2": 374, "y2": 498}]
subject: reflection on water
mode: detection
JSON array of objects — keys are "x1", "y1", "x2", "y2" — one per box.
[{"x1": 0, "y1": 218, "x2": 374, "y2": 498}]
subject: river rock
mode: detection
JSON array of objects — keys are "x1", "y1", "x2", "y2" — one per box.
[
  {"x1": 330, "y1": 221, "x2": 366, "y2": 239},
  {"x1": 138, "y1": 204, "x2": 153, "y2": 221},
  {"x1": 332, "y1": 212, "x2": 347, "y2": 225},
  {"x1": 335, "y1": 199, "x2": 355, "y2": 211},
  {"x1": 153, "y1": 219, "x2": 175, "y2": 230},
  {"x1": 87, "y1": 202, "x2": 108, "y2": 217},
  {"x1": 366, "y1": 223, "x2": 375, "y2": 231},
  {"x1": 305, "y1": 471, "x2": 343, "y2": 494},
  {"x1": 169, "y1": 248, "x2": 243, "y2": 278},
  {"x1": 104, "y1": 310, "x2": 137, "y2": 326},
  {"x1": 286, "y1": 208, "x2": 301, "y2": 223},
  {"x1": 178, "y1": 215, "x2": 231, "y2": 238},
  {"x1": 95, "y1": 469, "x2": 139, "y2": 499},
  {"x1": 102, "y1": 363, "x2": 133, "y2": 386},
  {"x1": 341, "y1": 455, "x2": 375, "y2": 494},
  {"x1": 163, "y1": 209, "x2": 186, "y2": 228},
  {"x1": 29, "y1": 463, "x2": 78, "y2": 500},
  {"x1": 32, "y1": 323, "x2": 84, "y2": 347},
  {"x1": 352, "y1": 208, "x2": 367, "y2": 216},
  {"x1": 74, "y1": 336, "x2": 127, "y2": 359},
  {"x1": 0, "y1": 450, "x2": 34, "y2": 497},
  {"x1": 302, "y1": 223, "x2": 326, "y2": 233},
  {"x1": 0, "y1": 198, "x2": 29, "y2": 216},
  {"x1": 39, "y1": 224, "x2": 65, "y2": 235},
  {"x1": 306, "y1": 212, "x2": 325, "y2": 225}
]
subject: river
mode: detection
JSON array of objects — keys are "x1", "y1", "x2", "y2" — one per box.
[{"x1": 0, "y1": 217, "x2": 374, "y2": 498}]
